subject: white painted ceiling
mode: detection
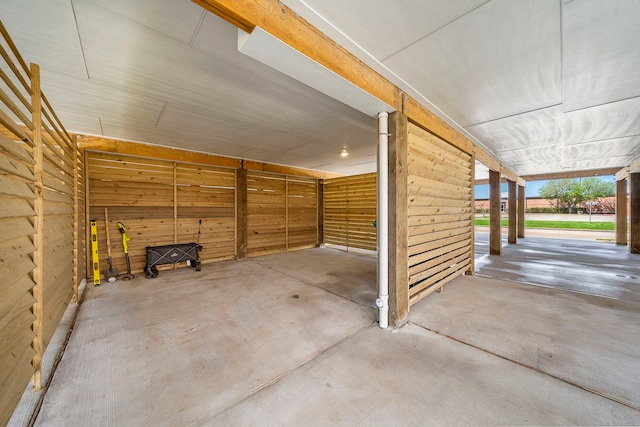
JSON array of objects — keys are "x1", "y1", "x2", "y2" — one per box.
[
  {"x1": 2, "y1": 0, "x2": 640, "y2": 178},
  {"x1": 284, "y1": 0, "x2": 640, "y2": 179}
]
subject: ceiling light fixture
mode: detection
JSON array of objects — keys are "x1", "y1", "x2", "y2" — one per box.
[{"x1": 340, "y1": 148, "x2": 349, "y2": 157}]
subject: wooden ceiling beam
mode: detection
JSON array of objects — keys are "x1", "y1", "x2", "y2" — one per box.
[
  {"x1": 193, "y1": 0, "x2": 400, "y2": 111},
  {"x1": 76, "y1": 134, "x2": 339, "y2": 179},
  {"x1": 629, "y1": 155, "x2": 640, "y2": 174},
  {"x1": 475, "y1": 176, "x2": 526, "y2": 186},
  {"x1": 192, "y1": 0, "x2": 255, "y2": 33},
  {"x1": 192, "y1": 0, "x2": 521, "y2": 182},
  {"x1": 616, "y1": 156, "x2": 640, "y2": 180},
  {"x1": 616, "y1": 168, "x2": 629, "y2": 181},
  {"x1": 521, "y1": 167, "x2": 621, "y2": 182}
]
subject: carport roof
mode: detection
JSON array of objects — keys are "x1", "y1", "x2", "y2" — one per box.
[{"x1": 1, "y1": 0, "x2": 639, "y2": 179}]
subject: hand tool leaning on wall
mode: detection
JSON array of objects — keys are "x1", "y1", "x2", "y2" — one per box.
[
  {"x1": 102, "y1": 208, "x2": 119, "y2": 282},
  {"x1": 90, "y1": 220, "x2": 101, "y2": 286},
  {"x1": 117, "y1": 221, "x2": 135, "y2": 280}
]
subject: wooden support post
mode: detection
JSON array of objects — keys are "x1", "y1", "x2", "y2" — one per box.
[
  {"x1": 173, "y1": 162, "x2": 178, "y2": 245},
  {"x1": 236, "y1": 167, "x2": 248, "y2": 259},
  {"x1": 630, "y1": 173, "x2": 640, "y2": 253},
  {"x1": 285, "y1": 176, "x2": 289, "y2": 252},
  {"x1": 466, "y1": 156, "x2": 475, "y2": 275},
  {"x1": 30, "y1": 63, "x2": 44, "y2": 391},
  {"x1": 616, "y1": 179, "x2": 628, "y2": 246},
  {"x1": 317, "y1": 180, "x2": 324, "y2": 246},
  {"x1": 388, "y1": 111, "x2": 409, "y2": 327},
  {"x1": 72, "y1": 135, "x2": 79, "y2": 303},
  {"x1": 173, "y1": 163, "x2": 178, "y2": 269},
  {"x1": 84, "y1": 150, "x2": 91, "y2": 280},
  {"x1": 489, "y1": 170, "x2": 501, "y2": 255},
  {"x1": 517, "y1": 184, "x2": 525, "y2": 239},
  {"x1": 507, "y1": 180, "x2": 516, "y2": 244}
]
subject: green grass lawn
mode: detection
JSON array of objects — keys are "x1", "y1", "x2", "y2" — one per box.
[{"x1": 474, "y1": 218, "x2": 615, "y2": 231}]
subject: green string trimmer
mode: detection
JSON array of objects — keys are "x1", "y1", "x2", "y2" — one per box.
[{"x1": 117, "y1": 221, "x2": 135, "y2": 280}]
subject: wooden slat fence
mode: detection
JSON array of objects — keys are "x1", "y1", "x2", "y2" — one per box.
[
  {"x1": 74, "y1": 141, "x2": 85, "y2": 302},
  {"x1": 286, "y1": 176, "x2": 318, "y2": 251},
  {"x1": 176, "y1": 163, "x2": 236, "y2": 262},
  {"x1": 87, "y1": 152, "x2": 237, "y2": 275},
  {"x1": 247, "y1": 171, "x2": 318, "y2": 256},
  {"x1": 406, "y1": 123, "x2": 473, "y2": 305},
  {"x1": 323, "y1": 173, "x2": 377, "y2": 251},
  {"x1": 0, "y1": 21, "x2": 81, "y2": 425}
]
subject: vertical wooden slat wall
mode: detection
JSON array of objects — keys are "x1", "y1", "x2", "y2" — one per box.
[
  {"x1": 247, "y1": 171, "x2": 318, "y2": 256},
  {"x1": 0, "y1": 22, "x2": 80, "y2": 425},
  {"x1": 87, "y1": 152, "x2": 238, "y2": 275},
  {"x1": 406, "y1": 123, "x2": 473, "y2": 305},
  {"x1": 323, "y1": 173, "x2": 377, "y2": 251}
]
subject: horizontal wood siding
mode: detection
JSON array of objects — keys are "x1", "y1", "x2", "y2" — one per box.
[
  {"x1": 88, "y1": 152, "x2": 175, "y2": 274},
  {"x1": 287, "y1": 177, "x2": 318, "y2": 250},
  {"x1": 0, "y1": 31, "x2": 38, "y2": 423},
  {"x1": 41, "y1": 134, "x2": 75, "y2": 349},
  {"x1": 87, "y1": 152, "x2": 237, "y2": 274},
  {"x1": 0, "y1": 23, "x2": 80, "y2": 423},
  {"x1": 0, "y1": 132, "x2": 36, "y2": 426},
  {"x1": 247, "y1": 171, "x2": 318, "y2": 257},
  {"x1": 324, "y1": 173, "x2": 377, "y2": 251},
  {"x1": 176, "y1": 163, "x2": 236, "y2": 262},
  {"x1": 75, "y1": 146, "x2": 86, "y2": 302},
  {"x1": 247, "y1": 172, "x2": 286, "y2": 256},
  {"x1": 407, "y1": 123, "x2": 473, "y2": 305}
]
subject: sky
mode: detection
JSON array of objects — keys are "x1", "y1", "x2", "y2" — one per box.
[{"x1": 473, "y1": 175, "x2": 615, "y2": 200}]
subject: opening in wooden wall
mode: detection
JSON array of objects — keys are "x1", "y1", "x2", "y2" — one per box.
[{"x1": 323, "y1": 173, "x2": 377, "y2": 251}]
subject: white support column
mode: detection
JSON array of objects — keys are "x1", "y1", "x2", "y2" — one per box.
[{"x1": 376, "y1": 112, "x2": 389, "y2": 329}]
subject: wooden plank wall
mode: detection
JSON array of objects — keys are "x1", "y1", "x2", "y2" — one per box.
[
  {"x1": 87, "y1": 152, "x2": 174, "y2": 275},
  {"x1": 247, "y1": 172, "x2": 286, "y2": 255},
  {"x1": 287, "y1": 176, "x2": 319, "y2": 251},
  {"x1": 40, "y1": 113, "x2": 76, "y2": 351},
  {"x1": 247, "y1": 171, "x2": 318, "y2": 256},
  {"x1": 406, "y1": 123, "x2": 473, "y2": 306},
  {"x1": 75, "y1": 144, "x2": 86, "y2": 302},
  {"x1": 0, "y1": 22, "x2": 80, "y2": 425},
  {"x1": 0, "y1": 111, "x2": 37, "y2": 427},
  {"x1": 323, "y1": 173, "x2": 377, "y2": 251},
  {"x1": 87, "y1": 152, "x2": 237, "y2": 275},
  {"x1": 176, "y1": 163, "x2": 236, "y2": 262}
]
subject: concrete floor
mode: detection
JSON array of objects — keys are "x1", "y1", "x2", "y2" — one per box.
[
  {"x1": 21, "y1": 243, "x2": 640, "y2": 426},
  {"x1": 475, "y1": 231, "x2": 640, "y2": 301}
]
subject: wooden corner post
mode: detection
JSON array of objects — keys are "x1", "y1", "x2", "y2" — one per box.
[
  {"x1": 517, "y1": 184, "x2": 525, "y2": 239},
  {"x1": 616, "y1": 178, "x2": 628, "y2": 246},
  {"x1": 489, "y1": 170, "x2": 501, "y2": 255},
  {"x1": 507, "y1": 179, "x2": 516, "y2": 244},
  {"x1": 317, "y1": 180, "x2": 324, "y2": 246},
  {"x1": 236, "y1": 166, "x2": 248, "y2": 259},
  {"x1": 30, "y1": 63, "x2": 45, "y2": 390},
  {"x1": 466, "y1": 156, "x2": 475, "y2": 275},
  {"x1": 72, "y1": 135, "x2": 79, "y2": 303},
  {"x1": 630, "y1": 173, "x2": 640, "y2": 253},
  {"x1": 388, "y1": 112, "x2": 409, "y2": 327}
]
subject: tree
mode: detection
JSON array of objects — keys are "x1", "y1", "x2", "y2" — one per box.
[{"x1": 538, "y1": 177, "x2": 615, "y2": 213}]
